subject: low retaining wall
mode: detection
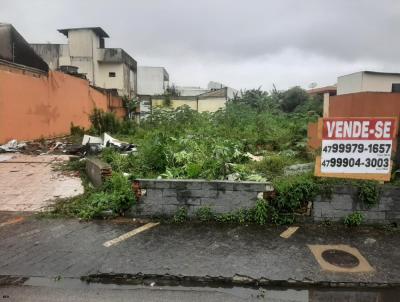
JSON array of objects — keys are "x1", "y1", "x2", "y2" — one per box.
[
  {"x1": 85, "y1": 157, "x2": 112, "y2": 188},
  {"x1": 132, "y1": 179, "x2": 273, "y2": 217},
  {"x1": 313, "y1": 186, "x2": 400, "y2": 224}
]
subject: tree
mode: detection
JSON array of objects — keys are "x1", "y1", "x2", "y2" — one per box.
[{"x1": 279, "y1": 86, "x2": 310, "y2": 113}]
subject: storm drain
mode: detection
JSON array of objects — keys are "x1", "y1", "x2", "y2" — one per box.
[
  {"x1": 308, "y1": 244, "x2": 374, "y2": 273},
  {"x1": 321, "y1": 249, "x2": 360, "y2": 268}
]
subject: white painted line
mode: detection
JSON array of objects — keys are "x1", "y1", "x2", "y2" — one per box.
[
  {"x1": 280, "y1": 226, "x2": 299, "y2": 239},
  {"x1": 103, "y1": 222, "x2": 160, "y2": 247},
  {"x1": 0, "y1": 217, "x2": 24, "y2": 228}
]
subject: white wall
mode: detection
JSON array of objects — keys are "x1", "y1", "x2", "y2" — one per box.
[
  {"x1": 337, "y1": 72, "x2": 363, "y2": 95},
  {"x1": 177, "y1": 86, "x2": 209, "y2": 96},
  {"x1": 337, "y1": 71, "x2": 400, "y2": 95},
  {"x1": 362, "y1": 73, "x2": 400, "y2": 92},
  {"x1": 97, "y1": 63, "x2": 124, "y2": 90},
  {"x1": 137, "y1": 67, "x2": 168, "y2": 95}
]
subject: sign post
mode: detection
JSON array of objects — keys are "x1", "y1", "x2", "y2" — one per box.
[{"x1": 315, "y1": 117, "x2": 398, "y2": 181}]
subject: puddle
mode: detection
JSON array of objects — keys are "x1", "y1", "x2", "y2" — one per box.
[{"x1": 15, "y1": 277, "x2": 399, "y2": 301}]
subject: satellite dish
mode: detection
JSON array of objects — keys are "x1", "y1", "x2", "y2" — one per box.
[{"x1": 309, "y1": 82, "x2": 318, "y2": 89}]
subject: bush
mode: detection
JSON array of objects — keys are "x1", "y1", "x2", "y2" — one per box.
[
  {"x1": 89, "y1": 108, "x2": 121, "y2": 135},
  {"x1": 344, "y1": 212, "x2": 364, "y2": 226},
  {"x1": 272, "y1": 174, "x2": 318, "y2": 213},
  {"x1": 253, "y1": 199, "x2": 269, "y2": 225},
  {"x1": 51, "y1": 172, "x2": 135, "y2": 220},
  {"x1": 195, "y1": 207, "x2": 214, "y2": 222},
  {"x1": 173, "y1": 207, "x2": 188, "y2": 223},
  {"x1": 356, "y1": 181, "x2": 380, "y2": 208}
]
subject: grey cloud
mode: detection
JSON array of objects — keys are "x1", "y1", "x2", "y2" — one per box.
[{"x1": 0, "y1": 0, "x2": 399, "y2": 89}]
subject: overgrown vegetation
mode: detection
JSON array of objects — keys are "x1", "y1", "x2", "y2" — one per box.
[
  {"x1": 57, "y1": 86, "x2": 390, "y2": 224},
  {"x1": 49, "y1": 171, "x2": 135, "y2": 220},
  {"x1": 356, "y1": 180, "x2": 381, "y2": 208},
  {"x1": 344, "y1": 211, "x2": 364, "y2": 227}
]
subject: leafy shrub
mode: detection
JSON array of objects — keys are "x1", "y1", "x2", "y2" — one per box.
[
  {"x1": 89, "y1": 108, "x2": 121, "y2": 135},
  {"x1": 272, "y1": 174, "x2": 318, "y2": 213},
  {"x1": 253, "y1": 199, "x2": 269, "y2": 225},
  {"x1": 356, "y1": 181, "x2": 380, "y2": 208},
  {"x1": 50, "y1": 172, "x2": 135, "y2": 220},
  {"x1": 344, "y1": 212, "x2": 364, "y2": 226},
  {"x1": 173, "y1": 207, "x2": 188, "y2": 223},
  {"x1": 195, "y1": 207, "x2": 214, "y2": 222},
  {"x1": 70, "y1": 123, "x2": 85, "y2": 136}
]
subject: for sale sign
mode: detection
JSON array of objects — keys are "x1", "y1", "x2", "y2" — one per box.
[{"x1": 318, "y1": 117, "x2": 397, "y2": 178}]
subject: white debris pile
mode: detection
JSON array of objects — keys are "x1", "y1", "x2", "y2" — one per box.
[{"x1": 82, "y1": 133, "x2": 137, "y2": 155}]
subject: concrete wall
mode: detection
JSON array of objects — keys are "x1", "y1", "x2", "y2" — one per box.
[
  {"x1": 133, "y1": 179, "x2": 273, "y2": 217},
  {"x1": 313, "y1": 186, "x2": 400, "y2": 223},
  {"x1": 97, "y1": 63, "x2": 125, "y2": 91},
  {"x1": 176, "y1": 86, "x2": 209, "y2": 96},
  {"x1": 0, "y1": 62, "x2": 125, "y2": 143},
  {"x1": 137, "y1": 67, "x2": 168, "y2": 95},
  {"x1": 198, "y1": 97, "x2": 226, "y2": 112},
  {"x1": 152, "y1": 98, "x2": 198, "y2": 110},
  {"x1": 337, "y1": 71, "x2": 400, "y2": 95},
  {"x1": 152, "y1": 97, "x2": 226, "y2": 112}
]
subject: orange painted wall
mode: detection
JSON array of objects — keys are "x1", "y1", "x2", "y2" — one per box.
[
  {"x1": 307, "y1": 92, "x2": 400, "y2": 150},
  {"x1": 0, "y1": 67, "x2": 125, "y2": 143},
  {"x1": 329, "y1": 92, "x2": 400, "y2": 118}
]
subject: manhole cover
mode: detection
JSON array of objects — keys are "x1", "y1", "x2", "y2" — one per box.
[{"x1": 321, "y1": 249, "x2": 360, "y2": 268}]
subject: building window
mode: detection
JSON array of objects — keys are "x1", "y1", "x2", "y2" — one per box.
[
  {"x1": 392, "y1": 83, "x2": 400, "y2": 92},
  {"x1": 109, "y1": 72, "x2": 116, "y2": 78}
]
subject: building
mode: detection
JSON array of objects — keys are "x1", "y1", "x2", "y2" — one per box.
[
  {"x1": 337, "y1": 71, "x2": 400, "y2": 95},
  {"x1": 151, "y1": 87, "x2": 230, "y2": 113},
  {"x1": 175, "y1": 86, "x2": 209, "y2": 96},
  {"x1": 31, "y1": 27, "x2": 137, "y2": 97},
  {"x1": 308, "y1": 71, "x2": 400, "y2": 150},
  {"x1": 307, "y1": 85, "x2": 337, "y2": 117},
  {"x1": 0, "y1": 24, "x2": 126, "y2": 143},
  {"x1": 137, "y1": 66, "x2": 169, "y2": 95},
  {"x1": 0, "y1": 23, "x2": 48, "y2": 72}
]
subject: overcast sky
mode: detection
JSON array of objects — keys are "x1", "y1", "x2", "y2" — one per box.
[{"x1": 1, "y1": 0, "x2": 399, "y2": 90}]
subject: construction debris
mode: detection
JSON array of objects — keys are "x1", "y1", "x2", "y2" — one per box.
[
  {"x1": 0, "y1": 133, "x2": 136, "y2": 157},
  {"x1": 0, "y1": 140, "x2": 27, "y2": 153},
  {"x1": 81, "y1": 133, "x2": 137, "y2": 154}
]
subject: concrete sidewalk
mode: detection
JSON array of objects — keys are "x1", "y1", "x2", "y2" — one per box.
[
  {"x1": 0, "y1": 154, "x2": 83, "y2": 211},
  {"x1": 0, "y1": 212, "x2": 399, "y2": 288}
]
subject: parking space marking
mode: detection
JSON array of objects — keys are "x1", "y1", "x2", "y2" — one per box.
[
  {"x1": 280, "y1": 226, "x2": 299, "y2": 239},
  {"x1": 103, "y1": 222, "x2": 160, "y2": 247},
  {"x1": 0, "y1": 216, "x2": 24, "y2": 228}
]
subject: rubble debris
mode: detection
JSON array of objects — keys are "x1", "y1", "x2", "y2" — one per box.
[
  {"x1": 245, "y1": 152, "x2": 263, "y2": 162},
  {"x1": 103, "y1": 133, "x2": 137, "y2": 153},
  {"x1": 82, "y1": 135, "x2": 103, "y2": 145},
  {"x1": 284, "y1": 163, "x2": 314, "y2": 176},
  {"x1": 81, "y1": 133, "x2": 137, "y2": 155},
  {"x1": 0, "y1": 140, "x2": 27, "y2": 153}
]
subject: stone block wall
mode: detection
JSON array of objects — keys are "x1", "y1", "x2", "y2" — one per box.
[
  {"x1": 313, "y1": 185, "x2": 400, "y2": 223},
  {"x1": 132, "y1": 179, "x2": 273, "y2": 217}
]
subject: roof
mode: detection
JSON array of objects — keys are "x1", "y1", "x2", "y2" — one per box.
[
  {"x1": 0, "y1": 23, "x2": 49, "y2": 72},
  {"x1": 307, "y1": 85, "x2": 337, "y2": 95},
  {"x1": 340, "y1": 71, "x2": 400, "y2": 78},
  {"x1": 198, "y1": 87, "x2": 227, "y2": 98},
  {"x1": 98, "y1": 48, "x2": 137, "y2": 71},
  {"x1": 363, "y1": 71, "x2": 400, "y2": 77},
  {"x1": 58, "y1": 27, "x2": 109, "y2": 38}
]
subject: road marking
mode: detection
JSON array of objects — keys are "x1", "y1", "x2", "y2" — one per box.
[
  {"x1": 0, "y1": 216, "x2": 24, "y2": 228},
  {"x1": 103, "y1": 222, "x2": 160, "y2": 247},
  {"x1": 280, "y1": 226, "x2": 299, "y2": 239}
]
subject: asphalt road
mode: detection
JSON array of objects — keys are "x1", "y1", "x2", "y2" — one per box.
[{"x1": 1, "y1": 281, "x2": 399, "y2": 302}]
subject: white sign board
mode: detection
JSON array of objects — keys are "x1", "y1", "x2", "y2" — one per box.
[{"x1": 320, "y1": 118, "x2": 397, "y2": 175}]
